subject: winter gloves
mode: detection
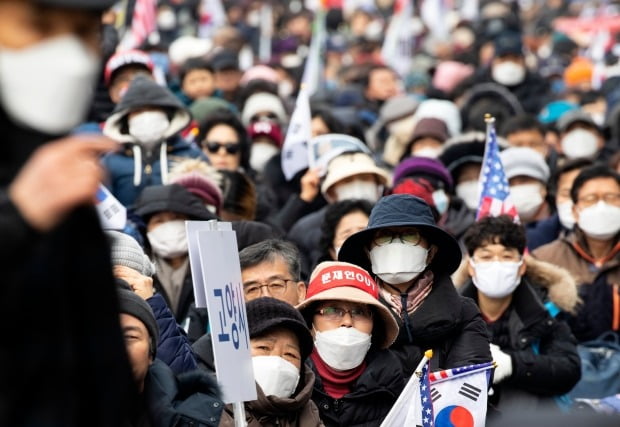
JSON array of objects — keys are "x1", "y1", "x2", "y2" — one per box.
[{"x1": 490, "y1": 344, "x2": 513, "y2": 384}]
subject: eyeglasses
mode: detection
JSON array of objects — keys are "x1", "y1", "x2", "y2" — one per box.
[
  {"x1": 372, "y1": 229, "x2": 422, "y2": 246},
  {"x1": 204, "y1": 141, "x2": 241, "y2": 155},
  {"x1": 578, "y1": 193, "x2": 620, "y2": 207},
  {"x1": 315, "y1": 305, "x2": 373, "y2": 322},
  {"x1": 243, "y1": 279, "x2": 294, "y2": 299}
]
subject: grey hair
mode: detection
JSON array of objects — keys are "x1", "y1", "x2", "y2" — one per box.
[{"x1": 239, "y1": 239, "x2": 301, "y2": 281}]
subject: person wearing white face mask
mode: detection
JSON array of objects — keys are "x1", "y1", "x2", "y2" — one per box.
[
  {"x1": 500, "y1": 147, "x2": 552, "y2": 225},
  {"x1": 103, "y1": 75, "x2": 205, "y2": 206},
  {"x1": 533, "y1": 166, "x2": 620, "y2": 342},
  {"x1": 525, "y1": 158, "x2": 594, "y2": 251},
  {"x1": 296, "y1": 261, "x2": 403, "y2": 427},
  {"x1": 338, "y1": 195, "x2": 492, "y2": 374},
  {"x1": 0, "y1": 1, "x2": 137, "y2": 424},
  {"x1": 219, "y1": 297, "x2": 323, "y2": 427},
  {"x1": 556, "y1": 110, "x2": 607, "y2": 162},
  {"x1": 472, "y1": 30, "x2": 549, "y2": 114},
  {"x1": 461, "y1": 216, "x2": 580, "y2": 412},
  {"x1": 134, "y1": 184, "x2": 216, "y2": 325}
]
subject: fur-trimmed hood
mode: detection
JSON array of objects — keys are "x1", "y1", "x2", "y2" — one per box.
[
  {"x1": 452, "y1": 254, "x2": 580, "y2": 314},
  {"x1": 103, "y1": 75, "x2": 190, "y2": 144}
]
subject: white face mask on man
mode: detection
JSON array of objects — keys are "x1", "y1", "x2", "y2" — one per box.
[
  {"x1": 147, "y1": 219, "x2": 188, "y2": 258},
  {"x1": 470, "y1": 259, "x2": 523, "y2": 298},
  {"x1": 510, "y1": 183, "x2": 544, "y2": 221},
  {"x1": 577, "y1": 201, "x2": 620, "y2": 240},
  {"x1": 556, "y1": 200, "x2": 576, "y2": 230},
  {"x1": 561, "y1": 129, "x2": 599, "y2": 160},
  {"x1": 456, "y1": 180, "x2": 480, "y2": 210},
  {"x1": 129, "y1": 111, "x2": 170, "y2": 147},
  {"x1": 249, "y1": 142, "x2": 279, "y2": 173},
  {"x1": 334, "y1": 180, "x2": 382, "y2": 203},
  {"x1": 492, "y1": 61, "x2": 526, "y2": 86},
  {"x1": 370, "y1": 242, "x2": 429, "y2": 285},
  {"x1": 0, "y1": 35, "x2": 100, "y2": 134},
  {"x1": 313, "y1": 326, "x2": 372, "y2": 370},
  {"x1": 252, "y1": 356, "x2": 300, "y2": 398}
]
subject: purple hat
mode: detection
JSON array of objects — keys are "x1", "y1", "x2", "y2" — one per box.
[{"x1": 393, "y1": 157, "x2": 454, "y2": 191}]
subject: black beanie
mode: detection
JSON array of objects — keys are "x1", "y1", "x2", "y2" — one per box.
[
  {"x1": 246, "y1": 297, "x2": 314, "y2": 362},
  {"x1": 117, "y1": 289, "x2": 159, "y2": 357}
]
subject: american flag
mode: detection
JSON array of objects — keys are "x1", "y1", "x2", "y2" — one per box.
[
  {"x1": 476, "y1": 120, "x2": 520, "y2": 222},
  {"x1": 429, "y1": 362, "x2": 495, "y2": 384},
  {"x1": 420, "y1": 359, "x2": 435, "y2": 427}
]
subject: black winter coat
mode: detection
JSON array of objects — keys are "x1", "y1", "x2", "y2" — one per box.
[
  {"x1": 461, "y1": 279, "x2": 581, "y2": 410},
  {"x1": 309, "y1": 349, "x2": 404, "y2": 427},
  {"x1": 0, "y1": 107, "x2": 136, "y2": 426},
  {"x1": 386, "y1": 274, "x2": 492, "y2": 374}
]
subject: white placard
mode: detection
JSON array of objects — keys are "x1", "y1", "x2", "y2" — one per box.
[{"x1": 195, "y1": 224, "x2": 256, "y2": 404}]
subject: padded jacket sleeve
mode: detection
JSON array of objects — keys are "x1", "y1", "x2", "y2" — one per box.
[{"x1": 148, "y1": 293, "x2": 198, "y2": 375}]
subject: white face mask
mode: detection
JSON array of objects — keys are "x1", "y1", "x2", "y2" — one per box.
[
  {"x1": 470, "y1": 259, "x2": 523, "y2": 299},
  {"x1": 561, "y1": 129, "x2": 599, "y2": 160},
  {"x1": 557, "y1": 200, "x2": 576, "y2": 230},
  {"x1": 577, "y1": 201, "x2": 620, "y2": 240},
  {"x1": 129, "y1": 111, "x2": 170, "y2": 148},
  {"x1": 252, "y1": 356, "x2": 300, "y2": 398},
  {"x1": 314, "y1": 326, "x2": 372, "y2": 370},
  {"x1": 456, "y1": 180, "x2": 480, "y2": 210},
  {"x1": 0, "y1": 35, "x2": 99, "y2": 134},
  {"x1": 157, "y1": 9, "x2": 177, "y2": 31},
  {"x1": 147, "y1": 220, "x2": 188, "y2": 258},
  {"x1": 432, "y1": 189, "x2": 449, "y2": 215},
  {"x1": 510, "y1": 183, "x2": 544, "y2": 221},
  {"x1": 334, "y1": 180, "x2": 381, "y2": 203},
  {"x1": 250, "y1": 142, "x2": 279, "y2": 172},
  {"x1": 370, "y1": 242, "x2": 429, "y2": 285},
  {"x1": 492, "y1": 61, "x2": 526, "y2": 86},
  {"x1": 591, "y1": 112, "x2": 606, "y2": 127},
  {"x1": 413, "y1": 147, "x2": 443, "y2": 158}
]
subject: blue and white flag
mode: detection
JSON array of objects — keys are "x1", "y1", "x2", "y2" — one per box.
[
  {"x1": 381, "y1": 0, "x2": 414, "y2": 77},
  {"x1": 301, "y1": 4, "x2": 326, "y2": 95},
  {"x1": 281, "y1": 86, "x2": 312, "y2": 180},
  {"x1": 429, "y1": 362, "x2": 494, "y2": 427}
]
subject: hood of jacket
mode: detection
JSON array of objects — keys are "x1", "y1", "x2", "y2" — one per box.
[
  {"x1": 453, "y1": 254, "x2": 580, "y2": 314},
  {"x1": 133, "y1": 184, "x2": 216, "y2": 220},
  {"x1": 103, "y1": 75, "x2": 191, "y2": 144}
]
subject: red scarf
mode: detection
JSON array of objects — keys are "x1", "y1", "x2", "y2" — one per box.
[{"x1": 311, "y1": 349, "x2": 366, "y2": 399}]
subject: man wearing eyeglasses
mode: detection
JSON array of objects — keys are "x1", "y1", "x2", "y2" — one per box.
[
  {"x1": 533, "y1": 165, "x2": 620, "y2": 342},
  {"x1": 193, "y1": 239, "x2": 307, "y2": 372},
  {"x1": 339, "y1": 194, "x2": 492, "y2": 374}
]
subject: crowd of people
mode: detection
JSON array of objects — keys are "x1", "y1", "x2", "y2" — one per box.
[{"x1": 2, "y1": 0, "x2": 620, "y2": 426}]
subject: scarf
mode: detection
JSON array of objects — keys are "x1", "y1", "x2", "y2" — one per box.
[{"x1": 311, "y1": 349, "x2": 366, "y2": 399}]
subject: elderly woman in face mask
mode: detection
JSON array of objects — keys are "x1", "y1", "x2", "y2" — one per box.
[
  {"x1": 338, "y1": 194, "x2": 491, "y2": 374},
  {"x1": 219, "y1": 297, "x2": 323, "y2": 427},
  {"x1": 296, "y1": 261, "x2": 404, "y2": 427}
]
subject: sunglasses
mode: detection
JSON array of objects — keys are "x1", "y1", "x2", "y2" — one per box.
[{"x1": 204, "y1": 141, "x2": 241, "y2": 155}]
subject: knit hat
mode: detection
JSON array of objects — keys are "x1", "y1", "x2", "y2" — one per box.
[
  {"x1": 321, "y1": 152, "x2": 390, "y2": 202},
  {"x1": 557, "y1": 110, "x2": 599, "y2": 133},
  {"x1": 210, "y1": 49, "x2": 239, "y2": 71},
  {"x1": 240, "y1": 65, "x2": 280, "y2": 86},
  {"x1": 413, "y1": 99, "x2": 461, "y2": 137},
  {"x1": 106, "y1": 231, "x2": 155, "y2": 277},
  {"x1": 296, "y1": 261, "x2": 399, "y2": 349},
  {"x1": 410, "y1": 118, "x2": 449, "y2": 145},
  {"x1": 500, "y1": 147, "x2": 550, "y2": 182},
  {"x1": 189, "y1": 97, "x2": 234, "y2": 123},
  {"x1": 104, "y1": 49, "x2": 154, "y2": 86},
  {"x1": 538, "y1": 100, "x2": 579, "y2": 124},
  {"x1": 247, "y1": 121, "x2": 284, "y2": 147},
  {"x1": 117, "y1": 288, "x2": 159, "y2": 356},
  {"x1": 171, "y1": 172, "x2": 223, "y2": 213},
  {"x1": 378, "y1": 95, "x2": 419, "y2": 126},
  {"x1": 393, "y1": 156, "x2": 453, "y2": 191},
  {"x1": 432, "y1": 61, "x2": 474, "y2": 94},
  {"x1": 246, "y1": 297, "x2": 314, "y2": 362},
  {"x1": 564, "y1": 57, "x2": 593, "y2": 88},
  {"x1": 241, "y1": 93, "x2": 287, "y2": 126},
  {"x1": 133, "y1": 184, "x2": 217, "y2": 221},
  {"x1": 494, "y1": 30, "x2": 523, "y2": 57}
]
